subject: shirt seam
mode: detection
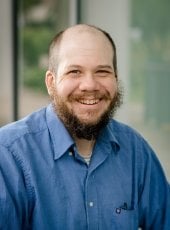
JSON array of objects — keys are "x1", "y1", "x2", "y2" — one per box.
[
  {"x1": 0, "y1": 127, "x2": 47, "y2": 149},
  {"x1": 0, "y1": 137, "x2": 39, "y2": 214}
]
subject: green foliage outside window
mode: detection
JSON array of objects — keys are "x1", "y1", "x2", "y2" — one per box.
[
  {"x1": 20, "y1": 0, "x2": 69, "y2": 93},
  {"x1": 22, "y1": 26, "x2": 54, "y2": 93}
]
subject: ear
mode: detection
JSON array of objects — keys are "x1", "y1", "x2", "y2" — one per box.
[{"x1": 45, "y1": 70, "x2": 55, "y2": 95}]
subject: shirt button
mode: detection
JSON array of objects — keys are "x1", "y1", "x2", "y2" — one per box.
[
  {"x1": 115, "y1": 208, "x2": 121, "y2": 214},
  {"x1": 89, "y1": 202, "x2": 94, "y2": 207},
  {"x1": 69, "y1": 151, "x2": 73, "y2": 156}
]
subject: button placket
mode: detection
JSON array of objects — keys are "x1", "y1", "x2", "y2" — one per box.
[
  {"x1": 85, "y1": 172, "x2": 98, "y2": 230},
  {"x1": 89, "y1": 201, "x2": 94, "y2": 207}
]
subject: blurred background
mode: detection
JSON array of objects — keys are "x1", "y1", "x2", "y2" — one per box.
[{"x1": 0, "y1": 0, "x2": 170, "y2": 179}]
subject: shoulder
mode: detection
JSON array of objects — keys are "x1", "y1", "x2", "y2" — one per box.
[
  {"x1": 109, "y1": 119, "x2": 146, "y2": 142},
  {"x1": 0, "y1": 107, "x2": 47, "y2": 148},
  {"x1": 108, "y1": 119, "x2": 168, "y2": 176},
  {"x1": 109, "y1": 119, "x2": 169, "y2": 181},
  {"x1": 108, "y1": 119, "x2": 154, "y2": 160}
]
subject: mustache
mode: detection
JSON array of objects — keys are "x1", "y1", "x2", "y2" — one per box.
[{"x1": 68, "y1": 91, "x2": 112, "y2": 101}]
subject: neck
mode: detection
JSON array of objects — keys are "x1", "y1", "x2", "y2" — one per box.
[{"x1": 74, "y1": 137, "x2": 95, "y2": 157}]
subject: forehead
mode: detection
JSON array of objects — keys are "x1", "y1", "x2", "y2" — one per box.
[{"x1": 57, "y1": 26, "x2": 114, "y2": 58}]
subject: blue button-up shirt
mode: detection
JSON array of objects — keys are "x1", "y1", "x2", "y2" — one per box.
[{"x1": 0, "y1": 104, "x2": 170, "y2": 229}]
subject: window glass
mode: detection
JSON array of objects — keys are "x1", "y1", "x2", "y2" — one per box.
[
  {"x1": 18, "y1": 0, "x2": 70, "y2": 117},
  {"x1": 130, "y1": 0, "x2": 170, "y2": 179}
]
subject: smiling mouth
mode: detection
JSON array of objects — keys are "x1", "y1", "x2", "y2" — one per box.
[{"x1": 78, "y1": 99, "x2": 100, "y2": 105}]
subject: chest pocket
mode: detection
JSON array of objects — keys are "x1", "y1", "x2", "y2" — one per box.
[{"x1": 112, "y1": 207, "x2": 138, "y2": 230}]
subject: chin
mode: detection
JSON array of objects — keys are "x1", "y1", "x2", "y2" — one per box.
[{"x1": 77, "y1": 114, "x2": 103, "y2": 125}]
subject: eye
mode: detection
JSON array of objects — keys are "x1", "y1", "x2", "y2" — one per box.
[
  {"x1": 70, "y1": 70, "x2": 80, "y2": 74},
  {"x1": 67, "y1": 69, "x2": 81, "y2": 77},
  {"x1": 95, "y1": 70, "x2": 111, "y2": 77}
]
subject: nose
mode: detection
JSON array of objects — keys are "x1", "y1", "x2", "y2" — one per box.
[{"x1": 79, "y1": 73, "x2": 100, "y2": 91}]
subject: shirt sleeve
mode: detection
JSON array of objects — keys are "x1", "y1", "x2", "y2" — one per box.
[
  {"x1": 0, "y1": 144, "x2": 35, "y2": 229},
  {"x1": 138, "y1": 142, "x2": 170, "y2": 229}
]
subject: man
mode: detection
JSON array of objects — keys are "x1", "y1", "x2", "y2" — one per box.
[{"x1": 0, "y1": 24, "x2": 169, "y2": 229}]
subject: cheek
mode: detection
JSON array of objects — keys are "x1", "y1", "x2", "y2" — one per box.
[
  {"x1": 56, "y1": 80, "x2": 78, "y2": 98},
  {"x1": 102, "y1": 79, "x2": 117, "y2": 97}
]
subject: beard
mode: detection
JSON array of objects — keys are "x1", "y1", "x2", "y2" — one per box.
[{"x1": 50, "y1": 82, "x2": 123, "y2": 140}]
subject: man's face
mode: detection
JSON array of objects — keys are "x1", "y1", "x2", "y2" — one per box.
[{"x1": 46, "y1": 28, "x2": 122, "y2": 139}]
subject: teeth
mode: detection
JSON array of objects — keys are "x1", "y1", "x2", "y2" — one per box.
[{"x1": 79, "y1": 99, "x2": 99, "y2": 105}]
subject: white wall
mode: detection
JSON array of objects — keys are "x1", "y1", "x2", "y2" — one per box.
[{"x1": 0, "y1": 0, "x2": 13, "y2": 124}]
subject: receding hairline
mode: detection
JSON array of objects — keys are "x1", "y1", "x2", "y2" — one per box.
[
  {"x1": 48, "y1": 24, "x2": 118, "y2": 77},
  {"x1": 63, "y1": 24, "x2": 108, "y2": 37},
  {"x1": 49, "y1": 24, "x2": 115, "y2": 50}
]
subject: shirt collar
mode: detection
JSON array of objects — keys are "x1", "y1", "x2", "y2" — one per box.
[
  {"x1": 46, "y1": 104, "x2": 74, "y2": 160},
  {"x1": 46, "y1": 104, "x2": 120, "y2": 160},
  {"x1": 97, "y1": 121, "x2": 120, "y2": 152}
]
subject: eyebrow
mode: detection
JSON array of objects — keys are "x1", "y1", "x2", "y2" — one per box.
[
  {"x1": 96, "y1": 65, "x2": 113, "y2": 70},
  {"x1": 66, "y1": 65, "x2": 82, "y2": 69},
  {"x1": 66, "y1": 65, "x2": 113, "y2": 70}
]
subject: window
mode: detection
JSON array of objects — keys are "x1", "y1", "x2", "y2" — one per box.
[{"x1": 18, "y1": 0, "x2": 71, "y2": 117}]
